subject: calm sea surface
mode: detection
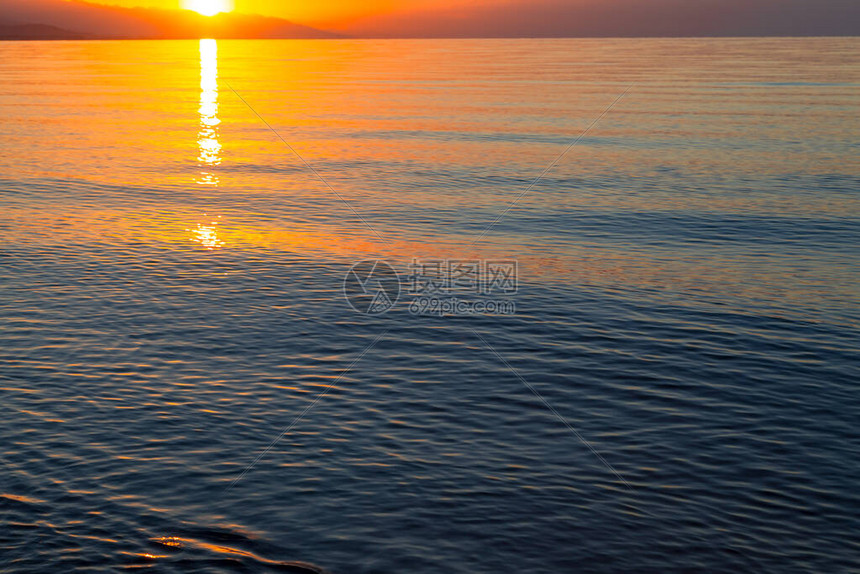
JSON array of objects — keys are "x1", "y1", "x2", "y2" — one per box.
[{"x1": 1, "y1": 38, "x2": 859, "y2": 573}]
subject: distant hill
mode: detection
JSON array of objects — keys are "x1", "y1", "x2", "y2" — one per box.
[
  {"x1": 5, "y1": 0, "x2": 856, "y2": 39},
  {"x1": 0, "y1": 22, "x2": 91, "y2": 40},
  {"x1": 0, "y1": 0, "x2": 338, "y2": 40}
]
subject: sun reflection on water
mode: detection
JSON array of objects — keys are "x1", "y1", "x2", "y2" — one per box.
[
  {"x1": 197, "y1": 38, "x2": 221, "y2": 185},
  {"x1": 188, "y1": 215, "x2": 224, "y2": 249},
  {"x1": 191, "y1": 40, "x2": 226, "y2": 249}
]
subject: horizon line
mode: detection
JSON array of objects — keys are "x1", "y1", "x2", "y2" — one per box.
[{"x1": 2, "y1": 34, "x2": 859, "y2": 41}]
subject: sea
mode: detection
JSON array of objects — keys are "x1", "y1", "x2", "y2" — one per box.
[{"x1": 1, "y1": 38, "x2": 858, "y2": 573}]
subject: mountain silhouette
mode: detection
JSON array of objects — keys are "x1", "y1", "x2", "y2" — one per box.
[
  {"x1": 2, "y1": 0, "x2": 857, "y2": 39},
  {"x1": 0, "y1": 0, "x2": 338, "y2": 40},
  {"x1": 0, "y1": 22, "x2": 91, "y2": 39}
]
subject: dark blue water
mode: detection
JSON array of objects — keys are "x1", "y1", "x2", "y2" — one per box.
[{"x1": 1, "y1": 38, "x2": 859, "y2": 572}]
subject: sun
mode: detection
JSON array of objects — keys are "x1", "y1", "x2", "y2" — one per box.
[{"x1": 183, "y1": 0, "x2": 233, "y2": 17}]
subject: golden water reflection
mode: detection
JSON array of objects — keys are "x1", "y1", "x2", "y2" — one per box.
[
  {"x1": 188, "y1": 215, "x2": 224, "y2": 249},
  {"x1": 197, "y1": 39, "x2": 221, "y2": 185},
  {"x1": 192, "y1": 39, "x2": 225, "y2": 249}
]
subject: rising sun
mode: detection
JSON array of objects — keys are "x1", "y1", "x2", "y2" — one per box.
[{"x1": 183, "y1": 0, "x2": 233, "y2": 17}]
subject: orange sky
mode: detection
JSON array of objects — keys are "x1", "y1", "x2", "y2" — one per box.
[
  {"x1": 86, "y1": 0, "x2": 483, "y2": 27},
  {"x1": 42, "y1": 0, "x2": 860, "y2": 37}
]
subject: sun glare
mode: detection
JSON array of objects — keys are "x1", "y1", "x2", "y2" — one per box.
[{"x1": 183, "y1": 0, "x2": 233, "y2": 17}]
